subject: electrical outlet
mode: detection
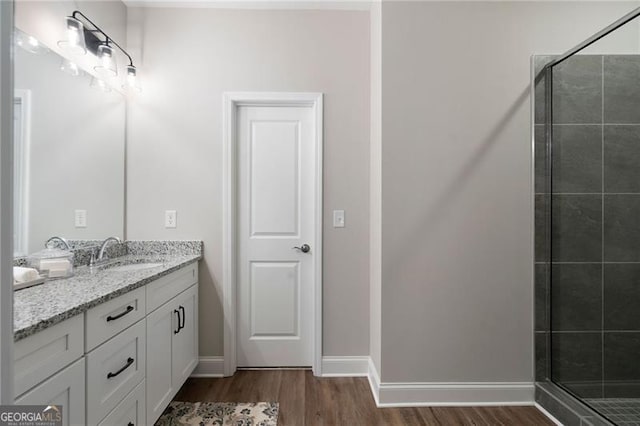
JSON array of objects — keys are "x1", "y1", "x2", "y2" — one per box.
[
  {"x1": 75, "y1": 210, "x2": 87, "y2": 228},
  {"x1": 165, "y1": 210, "x2": 177, "y2": 228},
  {"x1": 333, "y1": 210, "x2": 345, "y2": 228}
]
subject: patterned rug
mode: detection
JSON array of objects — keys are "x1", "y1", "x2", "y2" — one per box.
[{"x1": 155, "y1": 401, "x2": 279, "y2": 426}]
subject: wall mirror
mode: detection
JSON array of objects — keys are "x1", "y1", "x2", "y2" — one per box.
[{"x1": 13, "y1": 28, "x2": 125, "y2": 257}]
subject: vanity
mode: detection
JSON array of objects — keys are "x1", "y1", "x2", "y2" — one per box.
[
  {"x1": 12, "y1": 5, "x2": 203, "y2": 425},
  {"x1": 13, "y1": 246, "x2": 201, "y2": 426}
]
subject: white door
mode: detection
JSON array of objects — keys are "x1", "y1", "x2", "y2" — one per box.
[{"x1": 237, "y1": 103, "x2": 318, "y2": 367}]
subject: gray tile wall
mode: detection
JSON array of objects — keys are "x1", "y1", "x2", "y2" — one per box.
[
  {"x1": 534, "y1": 56, "x2": 551, "y2": 386},
  {"x1": 535, "y1": 55, "x2": 640, "y2": 404}
]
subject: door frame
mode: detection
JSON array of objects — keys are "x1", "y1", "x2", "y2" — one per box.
[
  {"x1": 222, "y1": 92, "x2": 323, "y2": 377},
  {"x1": 0, "y1": 0, "x2": 14, "y2": 403},
  {"x1": 13, "y1": 90, "x2": 31, "y2": 257}
]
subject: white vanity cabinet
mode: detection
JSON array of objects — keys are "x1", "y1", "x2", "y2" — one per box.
[
  {"x1": 146, "y1": 264, "x2": 199, "y2": 425},
  {"x1": 13, "y1": 261, "x2": 199, "y2": 426}
]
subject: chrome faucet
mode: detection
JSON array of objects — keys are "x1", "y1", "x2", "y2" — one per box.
[
  {"x1": 45, "y1": 236, "x2": 71, "y2": 250},
  {"x1": 96, "y1": 236, "x2": 122, "y2": 262}
]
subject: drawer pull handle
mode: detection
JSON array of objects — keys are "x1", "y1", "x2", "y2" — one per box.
[
  {"x1": 106, "y1": 306, "x2": 134, "y2": 322},
  {"x1": 179, "y1": 306, "x2": 186, "y2": 331},
  {"x1": 128, "y1": 423, "x2": 134, "y2": 426},
  {"x1": 174, "y1": 309, "x2": 181, "y2": 334},
  {"x1": 107, "y1": 357, "x2": 134, "y2": 379}
]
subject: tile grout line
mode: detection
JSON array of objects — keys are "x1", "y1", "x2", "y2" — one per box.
[
  {"x1": 535, "y1": 123, "x2": 640, "y2": 126},
  {"x1": 549, "y1": 330, "x2": 640, "y2": 334},
  {"x1": 601, "y1": 55, "x2": 605, "y2": 400},
  {"x1": 535, "y1": 193, "x2": 640, "y2": 196},
  {"x1": 543, "y1": 261, "x2": 640, "y2": 264}
]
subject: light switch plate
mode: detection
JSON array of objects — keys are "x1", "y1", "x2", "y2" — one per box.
[
  {"x1": 165, "y1": 210, "x2": 177, "y2": 228},
  {"x1": 75, "y1": 210, "x2": 87, "y2": 228},
  {"x1": 333, "y1": 210, "x2": 345, "y2": 228}
]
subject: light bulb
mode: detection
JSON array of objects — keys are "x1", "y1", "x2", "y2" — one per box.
[
  {"x1": 94, "y1": 43, "x2": 117, "y2": 77},
  {"x1": 123, "y1": 65, "x2": 142, "y2": 92},
  {"x1": 57, "y1": 16, "x2": 87, "y2": 56}
]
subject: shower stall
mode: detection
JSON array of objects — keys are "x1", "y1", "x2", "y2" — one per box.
[{"x1": 534, "y1": 7, "x2": 640, "y2": 426}]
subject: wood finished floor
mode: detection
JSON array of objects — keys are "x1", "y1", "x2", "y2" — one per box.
[{"x1": 173, "y1": 370, "x2": 554, "y2": 425}]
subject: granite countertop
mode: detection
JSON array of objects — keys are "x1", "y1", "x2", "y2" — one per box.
[{"x1": 14, "y1": 253, "x2": 201, "y2": 341}]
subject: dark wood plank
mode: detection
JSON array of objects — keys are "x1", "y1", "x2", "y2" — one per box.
[{"x1": 172, "y1": 371, "x2": 554, "y2": 425}]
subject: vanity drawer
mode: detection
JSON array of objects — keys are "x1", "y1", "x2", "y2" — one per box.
[
  {"x1": 15, "y1": 357, "x2": 85, "y2": 426},
  {"x1": 14, "y1": 314, "x2": 84, "y2": 398},
  {"x1": 146, "y1": 263, "x2": 198, "y2": 313},
  {"x1": 87, "y1": 319, "x2": 146, "y2": 426},
  {"x1": 86, "y1": 287, "x2": 146, "y2": 351},
  {"x1": 98, "y1": 379, "x2": 145, "y2": 426}
]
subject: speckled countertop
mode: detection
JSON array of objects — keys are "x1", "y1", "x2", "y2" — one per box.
[{"x1": 14, "y1": 253, "x2": 201, "y2": 341}]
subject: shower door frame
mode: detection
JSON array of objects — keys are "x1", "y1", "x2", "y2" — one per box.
[{"x1": 533, "y1": 6, "x2": 640, "y2": 425}]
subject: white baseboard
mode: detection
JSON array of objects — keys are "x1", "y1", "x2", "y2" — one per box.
[
  {"x1": 191, "y1": 356, "x2": 225, "y2": 377},
  {"x1": 367, "y1": 358, "x2": 382, "y2": 406},
  {"x1": 321, "y1": 356, "x2": 370, "y2": 377},
  {"x1": 366, "y1": 357, "x2": 534, "y2": 407},
  {"x1": 191, "y1": 355, "x2": 535, "y2": 408}
]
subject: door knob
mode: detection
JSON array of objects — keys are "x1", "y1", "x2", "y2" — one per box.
[{"x1": 293, "y1": 244, "x2": 311, "y2": 253}]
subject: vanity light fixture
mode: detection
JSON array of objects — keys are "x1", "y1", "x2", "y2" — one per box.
[
  {"x1": 95, "y1": 43, "x2": 117, "y2": 77},
  {"x1": 58, "y1": 11, "x2": 141, "y2": 90},
  {"x1": 57, "y1": 16, "x2": 87, "y2": 55},
  {"x1": 123, "y1": 65, "x2": 141, "y2": 92}
]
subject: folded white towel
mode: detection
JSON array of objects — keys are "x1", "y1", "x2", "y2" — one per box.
[
  {"x1": 14, "y1": 267, "x2": 39, "y2": 283},
  {"x1": 39, "y1": 258, "x2": 71, "y2": 271}
]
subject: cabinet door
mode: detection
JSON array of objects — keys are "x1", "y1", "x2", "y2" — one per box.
[
  {"x1": 15, "y1": 358, "x2": 85, "y2": 426},
  {"x1": 172, "y1": 284, "x2": 199, "y2": 386},
  {"x1": 146, "y1": 299, "x2": 178, "y2": 425}
]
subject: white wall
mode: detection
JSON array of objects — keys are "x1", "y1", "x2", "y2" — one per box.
[
  {"x1": 369, "y1": 0, "x2": 382, "y2": 373},
  {"x1": 380, "y1": 1, "x2": 640, "y2": 383},
  {"x1": 126, "y1": 7, "x2": 371, "y2": 357}
]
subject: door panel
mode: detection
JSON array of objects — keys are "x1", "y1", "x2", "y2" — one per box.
[
  {"x1": 250, "y1": 261, "x2": 299, "y2": 337},
  {"x1": 238, "y1": 104, "x2": 316, "y2": 367},
  {"x1": 250, "y1": 121, "x2": 300, "y2": 237}
]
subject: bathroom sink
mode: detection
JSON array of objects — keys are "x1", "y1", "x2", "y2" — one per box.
[{"x1": 107, "y1": 262, "x2": 163, "y2": 272}]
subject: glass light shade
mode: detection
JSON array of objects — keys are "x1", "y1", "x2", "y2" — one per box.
[
  {"x1": 15, "y1": 30, "x2": 48, "y2": 54},
  {"x1": 90, "y1": 76, "x2": 112, "y2": 93},
  {"x1": 57, "y1": 17, "x2": 87, "y2": 55},
  {"x1": 60, "y1": 59, "x2": 81, "y2": 77},
  {"x1": 123, "y1": 65, "x2": 142, "y2": 92},
  {"x1": 94, "y1": 44, "x2": 117, "y2": 77}
]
